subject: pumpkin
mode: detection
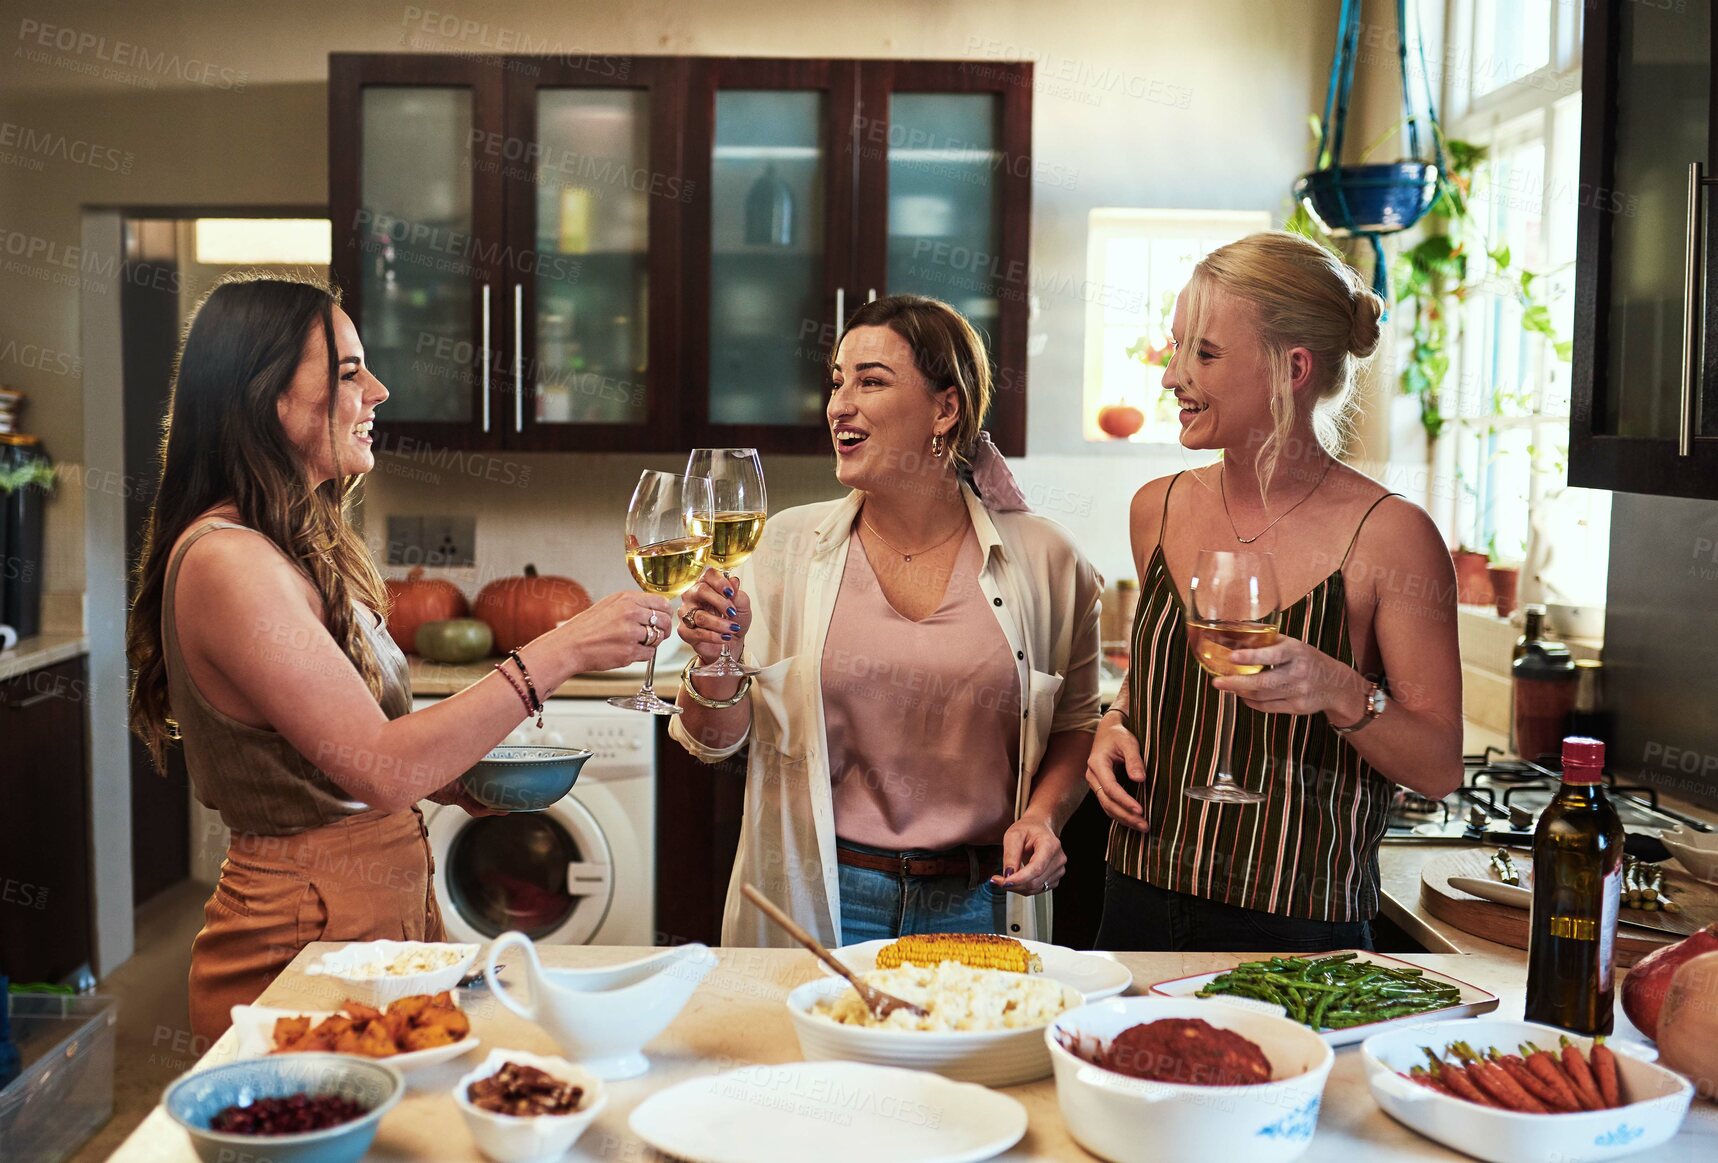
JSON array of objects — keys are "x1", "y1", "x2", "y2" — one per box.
[
  {"x1": 475, "y1": 564, "x2": 593, "y2": 653},
  {"x1": 415, "y1": 618, "x2": 494, "y2": 664},
  {"x1": 384, "y1": 566, "x2": 469, "y2": 654}
]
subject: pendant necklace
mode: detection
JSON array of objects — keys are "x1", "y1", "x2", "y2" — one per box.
[{"x1": 1219, "y1": 457, "x2": 1333, "y2": 544}]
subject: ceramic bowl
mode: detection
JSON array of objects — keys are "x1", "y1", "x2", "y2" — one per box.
[
  {"x1": 1660, "y1": 826, "x2": 1718, "y2": 884},
  {"x1": 459, "y1": 745, "x2": 592, "y2": 812},
  {"x1": 1046, "y1": 996, "x2": 1334, "y2": 1163},
  {"x1": 302, "y1": 939, "x2": 480, "y2": 1005},
  {"x1": 454, "y1": 1049, "x2": 607, "y2": 1163},
  {"x1": 785, "y1": 973, "x2": 1083, "y2": 1087},
  {"x1": 163, "y1": 1053, "x2": 403, "y2": 1163},
  {"x1": 1362, "y1": 1018, "x2": 1692, "y2": 1163}
]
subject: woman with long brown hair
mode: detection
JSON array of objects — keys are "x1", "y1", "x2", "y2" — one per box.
[{"x1": 128, "y1": 273, "x2": 668, "y2": 1042}]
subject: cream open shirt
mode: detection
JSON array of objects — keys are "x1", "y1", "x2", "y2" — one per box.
[{"x1": 669, "y1": 484, "x2": 1104, "y2": 948}]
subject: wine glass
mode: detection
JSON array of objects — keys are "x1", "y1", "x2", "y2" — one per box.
[
  {"x1": 607, "y1": 471, "x2": 714, "y2": 716},
  {"x1": 1184, "y1": 549, "x2": 1282, "y2": 805},
  {"x1": 685, "y1": 448, "x2": 768, "y2": 678}
]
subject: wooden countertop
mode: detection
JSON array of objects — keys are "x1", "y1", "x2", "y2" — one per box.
[
  {"x1": 0, "y1": 631, "x2": 87, "y2": 682},
  {"x1": 112, "y1": 942, "x2": 1718, "y2": 1163}
]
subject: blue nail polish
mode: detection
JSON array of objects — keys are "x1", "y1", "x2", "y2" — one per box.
[
  {"x1": 726, "y1": 606, "x2": 737, "y2": 617},
  {"x1": 722, "y1": 634, "x2": 732, "y2": 641},
  {"x1": 730, "y1": 623, "x2": 742, "y2": 633},
  {"x1": 723, "y1": 588, "x2": 734, "y2": 598}
]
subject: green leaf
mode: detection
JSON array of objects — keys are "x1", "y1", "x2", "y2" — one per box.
[
  {"x1": 1488, "y1": 245, "x2": 1511, "y2": 270},
  {"x1": 0, "y1": 458, "x2": 55, "y2": 495},
  {"x1": 1553, "y1": 339, "x2": 1573, "y2": 362}
]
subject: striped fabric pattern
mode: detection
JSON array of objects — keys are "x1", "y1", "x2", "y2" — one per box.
[{"x1": 1106, "y1": 495, "x2": 1396, "y2": 923}]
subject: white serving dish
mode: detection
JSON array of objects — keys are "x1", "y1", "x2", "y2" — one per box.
[
  {"x1": 628, "y1": 1060, "x2": 1027, "y2": 1163},
  {"x1": 303, "y1": 939, "x2": 480, "y2": 1005},
  {"x1": 453, "y1": 1049, "x2": 607, "y2": 1163},
  {"x1": 1148, "y1": 950, "x2": 1500, "y2": 1046},
  {"x1": 1046, "y1": 996, "x2": 1334, "y2": 1163},
  {"x1": 228, "y1": 1004, "x2": 480, "y2": 1076},
  {"x1": 1661, "y1": 826, "x2": 1718, "y2": 884},
  {"x1": 823, "y1": 938, "x2": 1132, "y2": 1001},
  {"x1": 785, "y1": 973, "x2": 1082, "y2": 1087},
  {"x1": 1362, "y1": 1018, "x2": 1692, "y2": 1163}
]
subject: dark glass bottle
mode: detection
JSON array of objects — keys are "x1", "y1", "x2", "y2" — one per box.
[
  {"x1": 1525, "y1": 738, "x2": 1625, "y2": 1035},
  {"x1": 1513, "y1": 604, "x2": 1549, "y2": 662}
]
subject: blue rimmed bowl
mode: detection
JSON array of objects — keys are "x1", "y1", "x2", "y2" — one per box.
[
  {"x1": 163, "y1": 1053, "x2": 403, "y2": 1163},
  {"x1": 459, "y1": 745, "x2": 593, "y2": 812}
]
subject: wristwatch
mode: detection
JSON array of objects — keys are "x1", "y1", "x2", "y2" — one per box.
[{"x1": 1331, "y1": 681, "x2": 1387, "y2": 736}]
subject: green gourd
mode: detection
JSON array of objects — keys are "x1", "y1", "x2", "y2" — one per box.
[{"x1": 415, "y1": 618, "x2": 494, "y2": 664}]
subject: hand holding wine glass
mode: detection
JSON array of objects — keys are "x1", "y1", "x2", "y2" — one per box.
[
  {"x1": 684, "y1": 448, "x2": 767, "y2": 678},
  {"x1": 607, "y1": 470, "x2": 713, "y2": 716},
  {"x1": 1184, "y1": 549, "x2": 1281, "y2": 805}
]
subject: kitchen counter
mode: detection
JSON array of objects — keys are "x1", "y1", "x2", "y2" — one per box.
[
  {"x1": 103, "y1": 944, "x2": 1714, "y2": 1162},
  {"x1": 0, "y1": 631, "x2": 87, "y2": 682}
]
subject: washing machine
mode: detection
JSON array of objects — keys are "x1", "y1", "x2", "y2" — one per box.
[{"x1": 413, "y1": 696, "x2": 656, "y2": 947}]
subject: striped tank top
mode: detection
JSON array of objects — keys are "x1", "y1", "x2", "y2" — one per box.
[{"x1": 1106, "y1": 473, "x2": 1398, "y2": 923}]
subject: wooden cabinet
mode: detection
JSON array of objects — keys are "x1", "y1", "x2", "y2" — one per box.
[
  {"x1": 329, "y1": 54, "x2": 1031, "y2": 456},
  {"x1": 1571, "y1": 2, "x2": 1718, "y2": 499},
  {"x1": 0, "y1": 657, "x2": 93, "y2": 984},
  {"x1": 653, "y1": 717, "x2": 744, "y2": 946}
]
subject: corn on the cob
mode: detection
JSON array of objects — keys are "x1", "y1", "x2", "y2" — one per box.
[{"x1": 874, "y1": 933, "x2": 1042, "y2": 974}]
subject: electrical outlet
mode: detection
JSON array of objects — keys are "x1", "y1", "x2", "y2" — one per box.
[{"x1": 384, "y1": 515, "x2": 476, "y2": 567}]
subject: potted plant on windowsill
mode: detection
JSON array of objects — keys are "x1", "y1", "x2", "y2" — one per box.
[
  {"x1": 1487, "y1": 557, "x2": 1522, "y2": 619},
  {"x1": 1450, "y1": 545, "x2": 1493, "y2": 606}
]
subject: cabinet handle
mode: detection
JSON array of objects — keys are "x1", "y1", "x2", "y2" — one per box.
[
  {"x1": 481, "y1": 283, "x2": 492, "y2": 433},
  {"x1": 835, "y1": 287, "x2": 845, "y2": 335},
  {"x1": 1681, "y1": 162, "x2": 1718, "y2": 457},
  {"x1": 513, "y1": 282, "x2": 524, "y2": 433},
  {"x1": 867, "y1": 287, "x2": 877, "y2": 303},
  {"x1": 3, "y1": 689, "x2": 56, "y2": 710}
]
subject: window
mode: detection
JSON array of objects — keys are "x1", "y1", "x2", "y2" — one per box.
[
  {"x1": 1082, "y1": 209, "x2": 1270, "y2": 445},
  {"x1": 1434, "y1": 1, "x2": 1608, "y2": 610}
]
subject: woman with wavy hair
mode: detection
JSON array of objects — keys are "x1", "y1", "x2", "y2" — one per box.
[
  {"x1": 670, "y1": 294, "x2": 1102, "y2": 948},
  {"x1": 128, "y1": 273, "x2": 669, "y2": 1041},
  {"x1": 1086, "y1": 231, "x2": 1463, "y2": 952}
]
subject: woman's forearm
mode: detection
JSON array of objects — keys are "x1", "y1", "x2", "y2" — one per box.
[
  {"x1": 1324, "y1": 673, "x2": 1462, "y2": 799},
  {"x1": 675, "y1": 669, "x2": 752, "y2": 755},
  {"x1": 1019, "y1": 730, "x2": 1096, "y2": 834}
]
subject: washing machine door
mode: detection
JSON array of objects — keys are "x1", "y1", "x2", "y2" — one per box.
[{"x1": 429, "y1": 796, "x2": 614, "y2": 945}]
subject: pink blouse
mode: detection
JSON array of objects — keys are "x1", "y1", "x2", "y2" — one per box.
[{"x1": 821, "y1": 525, "x2": 1022, "y2": 850}]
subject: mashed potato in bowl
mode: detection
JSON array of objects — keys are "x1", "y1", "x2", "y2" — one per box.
[{"x1": 812, "y1": 963, "x2": 1074, "y2": 1032}]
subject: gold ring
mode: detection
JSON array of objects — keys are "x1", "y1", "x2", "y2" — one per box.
[{"x1": 681, "y1": 609, "x2": 698, "y2": 629}]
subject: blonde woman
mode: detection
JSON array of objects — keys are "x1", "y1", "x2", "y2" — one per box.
[
  {"x1": 671, "y1": 295, "x2": 1102, "y2": 947},
  {"x1": 1086, "y1": 232, "x2": 1462, "y2": 952},
  {"x1": 128, "y1": 275, "x2": 669, "y2": 1042}
]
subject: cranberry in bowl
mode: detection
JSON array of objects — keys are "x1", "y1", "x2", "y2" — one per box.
[{"x1": 163, "y1": 1053, "x2": 403, "y2": 1163}]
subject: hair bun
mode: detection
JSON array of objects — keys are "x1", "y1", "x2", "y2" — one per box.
[{"x1": 1348, "y1": 289, "x2": 1383, "y2": 358}]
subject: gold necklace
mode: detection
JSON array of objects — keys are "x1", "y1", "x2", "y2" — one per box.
[
  {"x1": 860, "y1": 511, "x2": 966, "y2": 562},
  {"x1": 1219, "y1": 457, "x2": 1333, "y2": 544}
]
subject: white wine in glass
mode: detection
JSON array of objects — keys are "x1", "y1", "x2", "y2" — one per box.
[
  {"x1": 608, "y1": 471, "x2": 713, "y2": 716},
  {"x1": 1185, "y1": 549, "x2": 1281, "y2": 805},
  {"x1": 685, "y1": 448, "x2": 767, "y2": 678}
]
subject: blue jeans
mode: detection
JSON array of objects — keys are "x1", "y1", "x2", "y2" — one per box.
[
  {"x1": 836, "y1": 841, "x2": 1008, "y2": 943},
  {"x1": 1094, "y1": 865, "x2": 1373, "y2": 953}
]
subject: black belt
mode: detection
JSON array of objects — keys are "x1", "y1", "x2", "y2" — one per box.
[{"x1": 835, "y1": 843, "x2": 1003, "y2": 880}]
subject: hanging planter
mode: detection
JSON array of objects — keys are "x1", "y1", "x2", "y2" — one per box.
[{"x1": 1293, "y1": 0, "x2": 1445, "y2": 304}]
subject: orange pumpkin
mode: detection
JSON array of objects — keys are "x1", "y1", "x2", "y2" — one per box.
[
  {"x1": 384, "y1": 566, "x2": 469, "y2": 654},
  {"x1": 475, "y1": 564, "x2": 593, "y2": 653}
]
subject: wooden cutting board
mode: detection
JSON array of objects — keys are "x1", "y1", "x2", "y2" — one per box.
[{"x1": 1419, "y1": 849, "x2": 1717, "y2": 968}]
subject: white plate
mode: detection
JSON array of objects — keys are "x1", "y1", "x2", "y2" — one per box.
[
  {"x1": 302, "y1": 939, "x2": 480, "y2": 1005},
  {"x1": 1148, "y1": 950, "x2": 1499, "y2": 1047},
  {"x1": 228, "y1": 1004, "x2": 480, "y2": 1073},
  {"x1": 628, "y1": 1061, "x2": 1026, "y2": 1163},
  {"x1": 823, "y1": 938, "x2": 1132, "y2": 1001}
]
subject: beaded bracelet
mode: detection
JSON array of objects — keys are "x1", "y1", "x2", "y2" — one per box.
[
  {"x1": 494, "y1": 660, "x2": 543, "y2": 727},
  {"x1": 505, "y1": 649, "x2": 544, "y2": 715}
]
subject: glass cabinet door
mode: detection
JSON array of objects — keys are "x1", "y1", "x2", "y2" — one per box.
[
  {"x1": 857, "y1": 63, "x2": 1032, "y2": 454},
  {"x1": 330, "y1": 57, "x2": 503, "y2": 446},
  {"x1": 504, "y1": 60, "x2": 679, "y2": 449},
  {"x1": 687, "y1": 61, "x2": 857, "y2": 452}
]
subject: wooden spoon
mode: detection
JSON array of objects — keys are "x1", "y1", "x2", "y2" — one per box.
[{"x1": 740, "y1": 883, "x2": 928, "y2": 1021}]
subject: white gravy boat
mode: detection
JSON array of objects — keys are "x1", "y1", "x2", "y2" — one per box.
[{"x1": 484, "y1": 931, "x2": 716, "y2": 1079}]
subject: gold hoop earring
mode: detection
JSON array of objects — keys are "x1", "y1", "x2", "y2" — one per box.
[{"x1": 930, "y1": 433, "x2": 947, "y2": 458}]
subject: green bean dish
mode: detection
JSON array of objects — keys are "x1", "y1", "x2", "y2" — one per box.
[{"x1": 1194, "y1": 953, "x2": 1464, "y2": 1030}]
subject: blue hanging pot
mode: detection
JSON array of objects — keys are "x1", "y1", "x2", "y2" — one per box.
[{"x1": 1296, "y1": 0, "x2": 1446, "y2": 303}]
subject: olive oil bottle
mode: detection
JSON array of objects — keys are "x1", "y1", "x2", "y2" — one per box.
[{"x1": 1525, "y1": 737, "x2": 1624, "y2": 1034}]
